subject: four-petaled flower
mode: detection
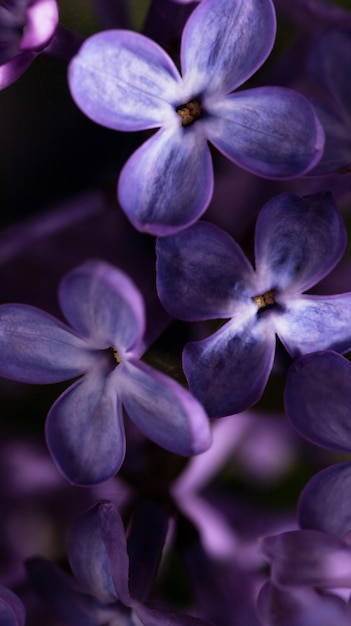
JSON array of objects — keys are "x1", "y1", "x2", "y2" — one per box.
[
  {"x1": 68, "y1": 0, "x2": 324, "y2": 236},
  {"x1": 0, "y1": 260, "x2": 211, "y2": 485},
  {"x1": 156, "y1": 191, "x2": 351, "y2": 417}
]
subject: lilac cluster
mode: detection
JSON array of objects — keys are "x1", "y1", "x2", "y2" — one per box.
[{"x1": 0, "y1": 0, "x2": 351, "y2": 625}]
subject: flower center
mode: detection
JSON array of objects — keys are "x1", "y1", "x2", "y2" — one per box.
[
  {"x1": 176, "y1": 99, "x2": 202, "y2": 127},
  {"x1": 111, "y1": 347, "x2": 121, "y2": 364},
  {"x1": 252, "y1": 289, "x2": 275, "y2": 312}
]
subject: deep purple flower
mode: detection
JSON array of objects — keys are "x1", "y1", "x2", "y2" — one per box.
[
  {"x1": 0, "y1": 584, "x2": 25, "y2": 626},
  {"x1": 0, "y1": 0, "x2": 58, "y2": 89},
  {"x1": 0, "y1": 260, "x2": 211, "y2": 485},
  {"x1": 156, "y1": 192, "x2": 351, "y2": 417},
  {"x1": 68, "y1": 0, "x2": 324, "y2": 236},
  {"x1": 27, "y1": 500, "x2": 214, "y2": 626}
]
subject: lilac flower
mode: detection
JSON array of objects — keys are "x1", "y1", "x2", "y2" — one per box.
[
  {"x1": 0, "y1": 584, "x2": 25, "y2": 626},
  {"x1": 0, "y1": 260, "x2": 211, "y2": 485},
  {"x1": 156, "y1": 191, "x2": 351, "y2": 418},
  {"x1": 307, "y1": 29, "x2": 351, "y2": 175},
  {"x1": 68, "y1": 0, "x2": 324, "y2": 236},
  {"x1": 0, "y1": 0, "x2": 58, "y2": 89},
  {"x1": 27, "y1": 500, "x2": 214, "y2": 626}
]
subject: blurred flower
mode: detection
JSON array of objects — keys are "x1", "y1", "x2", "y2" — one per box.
[
  {"x1": 0, "y1": 260, "x2": 211, "y2": 485},
  {"x1": 156, "y1": 191, "x2": 351, "y2": 417},
  {"x1": 0, "y1": 584, "x2": 25, "y2": 626},
  {"x1": 68, "y1": 0, "x2": 324, "y2": 236}
]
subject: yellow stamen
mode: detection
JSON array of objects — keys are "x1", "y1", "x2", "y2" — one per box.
[
  {"x1": 112, "y1": 347, "x2": 120, "y2": 364},
  {"x1": 176, "y1": 100, "x2": 202, "y2": 127},
  {"x1": 252, "y1": 289, "x2": 275, "y2": 310}
]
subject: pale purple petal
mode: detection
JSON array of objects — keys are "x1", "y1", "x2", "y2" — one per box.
[
  {"x1": 183, "y1": 317, "x2": 276, "y2": 417},
  {"x1": 206, "y1": 87, "x2": 325, "y2": 178},
  {"x1": 68, "y1": 30, "x2": 181, "y2": 131},
  {"x1": 0, "y1": 585, "x2": 25, "y2": 626},
  {"x1": 118, "y1": 125, "x2": 213, "y2": 236},
  {"x1": 254, "y1": 192, "x2": 346, "y2": 293},
  {"x1": 134, "y1": 602, "x2": 214, "y2": 626},
  {"x1": 0, "y1": 51, "x2": 36, "y2": 90},
  {"x1": 275, "y1": 295, "x2": 351, "y2": 357},
  {"x1": 68, "y1": 502, "x2": 130, "y2": 605},
  {"x1": 180, "y1": 0, "x2": 276, "y2": 95},
  {"x1": 298, "y1": 462, "x2": 351, "y2": 537},
  {"x1": 261, "y1": 530, "x2": 351, "y2": 588},
  {"x1": 46, "y1": 365, "x2": 125, "y2": 485},
  {"x1": 0, "y1": 304, "x2": 93, "y2": 383},
  {"x1": 59, "y1": 261, "x2": 145, "y2": 357},
  {"x1": 156, "y1": 221, "x2": 255, "y2": 321},
  {"x1": 21, "y1": 0, "x2": 58, "y2": 50},
  {"x1": 117, "y1": 359, "x2": 211, "y2": 455},
  {"x1": 284, "y1": 351, "x2": 351, "y2": 452}
]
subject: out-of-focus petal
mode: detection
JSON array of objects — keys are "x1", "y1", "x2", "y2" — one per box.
[
  {"x1": 254, "y1": 192, "x2": 346, "y2": 294},
  {"x1": 0, "y1": 585, "x2": 25, "y2": 626},
  {"x1": 275, "y1": 295, "x2": 351, "y2": 357},
  {"x1": 59, "y1": 261, "x2": 145, "y2": 357},
  {"x1": 0, "y1": 304, "x2": 93, "y2": 383},
  {"x1": 68, "y1": 30, "x2": 180, "y2": 131},
  {"x1": 156, "y1": 221, "x2": 255, "y2": 321},
  {"x1": 180, "y1": 0, "x2": 276, "y2": 95},
  {"x1": 308, "y1": 29, "x2": 351, "y2": 124},
  {"x1": 118, "y1": 125, "x2": 213, "y2": 236},
  {"x1": 183, "y1": 316, "x2": 276, "y2": 417},
  {"x1": 68, "y1": 502, "x2": 130, "y2": 605},
  {"x1": 118, "y1": 359, "x2": 211, "y2": 455},
  {"x1": 46, "y1": 365, "x2": 125, "y2": 485},
  {"x1": 284, "y1": 351, "x2": 351, "y2": 452},
  {"x1": 0, "y1": 51, "x2": 36, "y2": 90},
  {"x1": 261, "y1": 530, "x2": 351, "y2": 588},
  {"x1": 206, "y1": 87, "x2": 324, "y2": 178},
  {"x1": 307, "y1": 100, "x2": 351, "y2": 175},
  {"x1": 134, "y1": 602, "x2": 214, "y2": 626},
  {"x1": 21, "y1": 0, "x2": 58, "y2": 50},
  {"x1": 298, "y1": 462, "x2": 351, "y2": 537}
]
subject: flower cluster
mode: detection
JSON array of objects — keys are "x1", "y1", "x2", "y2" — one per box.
[{"x1": 0, "y1": 0, "x2": 351, "y2": 625}]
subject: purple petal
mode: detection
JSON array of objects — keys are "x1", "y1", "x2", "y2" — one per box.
[
  {"x1": 284, "y1": 351, "x2": 351, "y2": 453},
  {"x1": 46, "y1": 365, "x2": 126, "y2": 485},
  {"x1": 308, "y1": 29, "x2": 351, "y2": 123},
  {"x1": 118, "y1": 359, "x2": 211, "y2": 455},
  {"x1": 180, "y1": 0, "x2": 276, "y2": 95},
  {"x1": 21, "y1": 0, "x2": 58, "y2": 50},
  {"x1": 68, "y1": 502, "x2": 130, "y2": 605},
  {"x1": 118, "y1": 125, "x2": 213, "y2": 236},
  {"x1": 0, "y1": 304, "x2": 93, "y2": 383},
  {"x1": 156, "y1": 221, "x2": 255, "y2": 321},
  {"x1": 206, "y1": 87, "x2": 325, "y2": 178},
  {"x1": 183, "y1": 317, "x2": 276, "y2": 417},
  {"x1": 134, "y1": 602, "x2": 214, "y2": 626},
  {"x1": 261, "y1": 530, "x2": 351, "y2": 588},
  {"x1": 68, "y1": 30, "x2": 181, "y2": 131},
  {"x1": 298, "y1": 462, "x2": 351, "y2": 537},
  {"x1": 59, "y1": 261, "x2": 145, "y2": 357},
  {"x1": 0, "y1": 585, "x2": 25, "y2": 626},
  {"x1": 0, "y1": 51, "x2": 37, "y2": 90},
  {"x1": 254, "y1": 192, "x2": 346, "y2": 293},
  {"x1": 274, "y1": 294, "x2": 351, "y2": 357},
  {"x1": 307, "y1": 99, "x2": 351, "y2": 175}
]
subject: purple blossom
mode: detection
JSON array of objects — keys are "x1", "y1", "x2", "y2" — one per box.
[
  {"x1": 156, "y1": 191, "x2": 351, "y2": 417},
  {"x1": 68, "y1": 0, "x2": 324, "y2": 236},
  {"x1": 0, "y1": 0, "x2": 58, "y2": 89},
  {"x1": 0, "y1": 260, "x2": 211, "y2": 485},
  {"x1": 0, "y1": 584, "x2": 25, "y2": 626},
  {"x1": 27, "y1": 500, "x2": 214, "y2": 626}
]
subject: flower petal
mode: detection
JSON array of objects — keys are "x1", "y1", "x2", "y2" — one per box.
[
  {"x1": 0, "y1": 304, "x2": 93, "y2": 383},
  {"x1": 298, "y1": 462, "x2": 351, "y2": 538},
  {"x1": 275, "y1": 294, "x2": 351, "y2": 357},
  {"x1": 284, "y1": 351, "x2": 351, "y2": 452},
  {"x1": 206, "y1": 87, "x2": 325, "y2": 178},
  {"x1": 59, "y1": 261, "x2": 145, "y2": 357},
  {"x1": 46, "y1": 365, "x2": 125, "y2": 485},
  {"x1": 0, "y1": 585, "x2": 25, "y2": 626},
  {"x1": 156, "y1": 221, "x2": 255, "y2": 321},
  {"x1": 68, "y1": 30, "x2": 181, "y2": 131},
  {"x1": 135, "y1": 602, "x2": 214, "y2": 626},
  {"x1": 22, "y1": 0, "x2": 59, "y2": 50},
  {"x1": 183, "y1": 317, "x2": 276, "y2": 417},
  {"x1": 254, "y1": 192, "x2": 346, "y2": 293},
  {"x1": 118, "y1": 125, "x2": 213, "y2": 236},
  {"x1": 118, "y1": 359, "x2": 211, "y2": 455},
  {"x1": 0, "y1": 52, "x2": 37, "y2": 90},
  {"x1": 180, "y1": 0, "x2": 276, "y2": 95},
  {"x1": 307, "y1": 99, "x2": 351, "y2": 175},
  {"x1": 68, "y1": 502, "x2": 130, "y2": 605}
]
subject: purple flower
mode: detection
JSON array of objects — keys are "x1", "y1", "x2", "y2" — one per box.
[
  {"x1": 68, "y1": 0, "x2": 324, "y2": 236},
  {"x1": 156, "y1": 192, "x2": 351, "y2": 418},
  {"x1": 27, "y1": 500, "x2": 214, "y2": 626},
  {"x1": 0, "y1": 260, "x2": 211, "y2": 485},
  {"x1": 0, "y1": 584, "x2": 25, "y2": 626},
  {"x1": 0, "y1": 0, "x2": 58, "y2": 89}
]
